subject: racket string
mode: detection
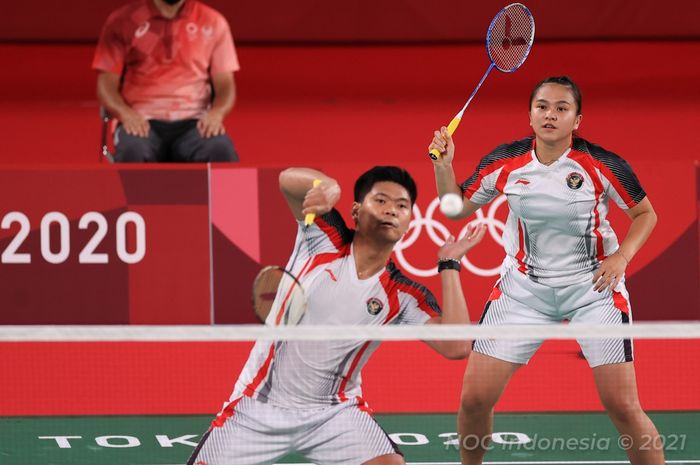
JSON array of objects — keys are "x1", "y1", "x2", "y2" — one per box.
[
  {"x1": 488, "y1": 5, "x2": 534, "y2": 72},
  {"x1": 253, "y1": 266, "x2": 308, "y2": 326}
]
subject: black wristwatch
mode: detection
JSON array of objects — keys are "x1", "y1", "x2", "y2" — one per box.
[{"x1": 437, "y1": 258, "x2": 461, "y2": 273}]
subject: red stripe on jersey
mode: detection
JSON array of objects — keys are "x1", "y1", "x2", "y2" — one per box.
[
  {"x1": 495, "y1": 152, "x2": 533, "y2": 193},
  {"x1": 243, "y1": 344, "x2": 275, "y2": 397},
  {"x1": 355, "y1": 396, "x2": 374, "y2": 414},
  {"x1": 464, "y1": 162, "x2": 503, "y2": 198},
  {"x1": 275, "y1": 275, "x2": 302, "y2": 325},
  {"x1": 612, "y1": 290, "x2": 630, "y2": 315},
  {"x1": 488, "y1": 283, "x2": 502, "y2": 301},
  {"x1": 587, "y1": 155, "x2": 636, "y2": 207},
  {"x1": 316, "y1": 216, "x2": 348, "y2": 250},
  {"x1": 515, "y1": 220, "x2": 528, "y2": 273},
  {"x1": 325, "y1": 269, "x2": 338, "y2": 281},
  {"x1": 274, "y1": 247, "x2": 350, "y2": 325},
  {"x1": 395, "y1": 281, "x2": 439, "y2": 318},
  {"x1": 569, "y1": 152, "x2": 606, "y2": 262},
  {"x1": 379, "y1": 271, "x2": 402, "y2": 323},
  {"x1": 337, "y1": 341, "x2": 371, "y2": 402},
  {"x1": 269, "y1": 253, "x2": 319, "y2": 326},
  {"x1": 572, "y1": 150, "x2": 635, "y2": 206},
  {"x1": 379, "y1": 265, "x2": 439, "y2": 321},
  {"x1": 300, "y1": 246, "x2": 352, "y2": 279},
  {"x1": 465, "y1": 147, "x2": 531, "y2": 198},
  {"x1": 211, "y1": 396, "x2": 243, "y2": 428},
  {"x1": 296, "y1": 254, "x2": 316, "y2": 279}
]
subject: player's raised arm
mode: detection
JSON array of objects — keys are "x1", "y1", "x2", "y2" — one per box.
[
  {"x1": 279, "y1": 168, "x2": 341, "y2": 221},
  {"x1": 424, "y1": 223, "x2": 487, "y2": 359},
  {"x1": 429, "y1": 127, "x2": 482, "y2": 220}
]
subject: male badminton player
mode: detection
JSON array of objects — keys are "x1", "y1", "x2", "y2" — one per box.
[{"x1": 187, "y1": 166, "x2": 486, "y2": 465}]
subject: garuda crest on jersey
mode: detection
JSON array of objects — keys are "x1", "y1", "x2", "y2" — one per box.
[
  {"x1": 366, "y1": 297, "x2": 384, "y2": 315},
  {"x1": 566, "y1": 172, "x2": 584, "y2": 190}
]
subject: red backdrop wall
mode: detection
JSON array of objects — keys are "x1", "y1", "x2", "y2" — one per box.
[
  {"x1": 1, "y1": 162, "x2": 697, "y2": 324},
  {"x1": 1, "y1": 0, "x2": 699, "y2": 42}
]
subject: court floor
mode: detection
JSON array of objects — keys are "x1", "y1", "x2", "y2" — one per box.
[{"x1": 2, "y1": 411, "x2": 698, "y2": 464}]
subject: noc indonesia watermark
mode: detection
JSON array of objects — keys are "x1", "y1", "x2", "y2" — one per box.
[{"x1": 446, "y1": 432, "x2": 687, "y2": 452}]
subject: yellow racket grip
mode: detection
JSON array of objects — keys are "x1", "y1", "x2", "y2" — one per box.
[
  {"x1": 304, "y1": 179, "x2": 322, "y2": 226},
  {"x1": 446, "y1": 115, "x2": 462, "y2": 135},
  {"x1": 428, "y1": 115, "x2": 462, "y2": 160}
]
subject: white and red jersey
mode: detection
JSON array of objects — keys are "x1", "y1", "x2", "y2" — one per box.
[
  {"x1": 227, "y1": 210, "x2": 440, "y2": 410},
  {"x1": 462, "y1": 136, "x2": 646, "y2": 287}
]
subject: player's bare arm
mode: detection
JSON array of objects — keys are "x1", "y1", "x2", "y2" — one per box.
[
  {"x1": 96, "y1": 71, "x2": 150, "y2": 138},
  {"x1": 592, "y1": 197, "x2": 657, "y2": 292},
  {"x1": 279, "y1": 168, "x2": 341, "y2": 221},
  {"x1": 429, "y1": 127, "x2": 481, "y2": 220},
  {"x1": 424, "y1": 223, "x2": 487, "y2": 359}
]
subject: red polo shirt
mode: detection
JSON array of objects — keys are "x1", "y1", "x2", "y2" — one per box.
[{"x1": 93, "y1": 0, "x2": 240, "y2": 121}]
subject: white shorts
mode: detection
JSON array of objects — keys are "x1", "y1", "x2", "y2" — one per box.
[
  {"x1": 473, "y1": 269, "x2": 634, "y2": 368},
  {"x1": 187, "y1": 396, "x2": 401, "y2": 465}
]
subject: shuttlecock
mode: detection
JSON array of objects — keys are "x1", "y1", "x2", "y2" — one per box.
[{"x1": 439, "y1": 193, "x2": 463, "y2": 218}]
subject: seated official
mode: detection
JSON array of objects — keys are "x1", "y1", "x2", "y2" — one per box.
[{"x1": 93, "y1": 0, "x2": 240, "y2": 163}]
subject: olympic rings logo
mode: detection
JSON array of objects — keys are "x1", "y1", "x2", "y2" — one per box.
[{"x1": 394, "y1": 195, "x2": 508, "y2": 277}]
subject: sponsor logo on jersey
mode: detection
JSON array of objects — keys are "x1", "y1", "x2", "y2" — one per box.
[
  {"x1": 202, "y1": 25, "x2": 214, "y2": 38},
  {"x1": 566, "y1": 172, "x2": 584, "y2": 190},
  {"x1": 135, "y1": 21, "x2": 150, "y2": 38},
  {"x1": 366, "y1": 297, "x2": 383, "y2": 315},
  {"x1": 515, "y1": 178, "x2": 530, "y2": 185}
]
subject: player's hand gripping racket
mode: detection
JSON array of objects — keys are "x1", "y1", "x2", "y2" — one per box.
[
  {"x1": 303, "y1": 179, "x2": 322, "y2": 226},
  {"x1": 251, "y1": 179, "x2": 322, "y2": 326},
  {"x1": 429, "y1": 3, "x2": 535, "y2": 160}
]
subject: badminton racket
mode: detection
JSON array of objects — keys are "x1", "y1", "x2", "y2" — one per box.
[
  {"x1": 429, "y1": 3, "x2": 535, "y2": 160},
  {"x1": 252, "y1": 179, "x2": 322, "y2": 325},
  {"x1": 252, "y1": 265, "x2": 308, "y2": 325}
]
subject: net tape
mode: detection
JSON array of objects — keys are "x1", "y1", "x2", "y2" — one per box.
[{"x1": 2, "y1": 322, "x2": 699, "y2": 342}]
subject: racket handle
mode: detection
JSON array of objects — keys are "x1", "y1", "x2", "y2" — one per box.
[
  {"x1": 446, "y1": 115, "x2": 462, "y2": 134},
  {"x1": 428, "y1": 115, "x2": 462, "y2": 160},
  {"x1": 304, "y1": 179, "x2": 322, "y2": 226}
]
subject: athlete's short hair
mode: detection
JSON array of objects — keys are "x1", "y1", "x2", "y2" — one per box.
[
  {"x1": 530, "y1": 76, "x2": 582, "y2": 115},
  {"x1": 354, "y1": 166, "x2": 417, "y2": 206}
]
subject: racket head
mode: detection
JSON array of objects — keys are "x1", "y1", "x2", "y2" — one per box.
[
  {"x1": 486, "y1": 3, "x2": 535, "y2": 73},
  {"x1": 252, "y1": 265, "x2": 307, "y2": 326}
]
